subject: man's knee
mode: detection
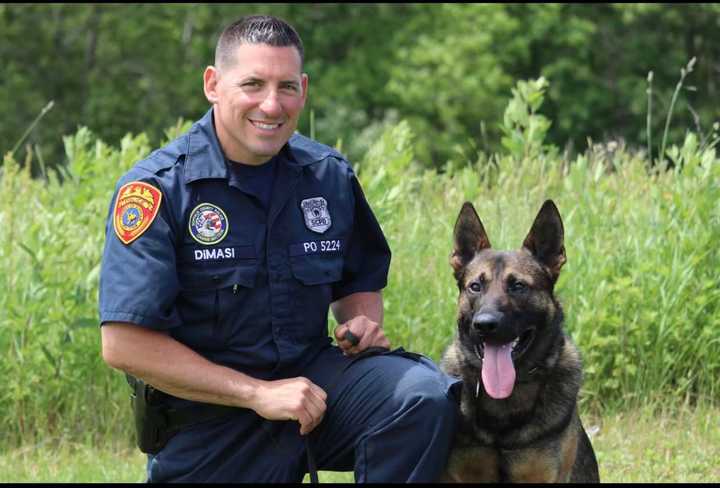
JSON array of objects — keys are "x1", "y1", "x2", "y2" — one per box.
[
  {"x1": 389, "y1": 361, "x2": 460, "y2": 431},
  {"x1": 358, "y1": 365, "x2": 460, "y2": 482}
]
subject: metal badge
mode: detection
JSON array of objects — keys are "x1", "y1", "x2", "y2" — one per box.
[{"x1": 300, "y1": 197, "x2": 332, "y2": 234}]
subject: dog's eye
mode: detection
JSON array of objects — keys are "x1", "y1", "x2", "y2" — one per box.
[
  {"x1": 508, "y1": 279, "x2": 527, "y2": 293},
  {"x1": 468, "y1": 280, "x2": 484, "y2": 294}
]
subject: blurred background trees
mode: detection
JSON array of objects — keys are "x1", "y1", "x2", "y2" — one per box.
[{"x1": 1, "y1": 3, "x2": 718, "y2": 171}]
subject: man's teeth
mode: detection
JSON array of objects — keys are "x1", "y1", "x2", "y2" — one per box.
[{"x1": 252, "y1": 121, "x2": 281, "y2": 130}]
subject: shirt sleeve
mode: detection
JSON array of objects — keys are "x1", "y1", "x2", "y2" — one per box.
[
  {"x1": 98, "y1": 173, "x2": 182, "y2": 330},
  {"x1": 332, "y1": 173, "x2": 391, "y2": 301}
]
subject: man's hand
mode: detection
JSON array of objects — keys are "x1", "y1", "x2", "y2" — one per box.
[
  {"x1": 250, "y1": 377, "x2": 328, "y2": 435},
  {"x1": 330, "y1": 291, "x2": 389, "y2": 355},
  {"x1": 102, "y1": 323, "x2": 327, "y2": 435},
  {"x1": 334, "y1": 316, "x2": 390, "y2": 356}
]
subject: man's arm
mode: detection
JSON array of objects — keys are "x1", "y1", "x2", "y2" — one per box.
[
  {"x1": 101, "y1": 322, "x2": 327, "y2": 435},
  {"x1": 331, "y1": 291, "x2": 390, "y2": 355}
]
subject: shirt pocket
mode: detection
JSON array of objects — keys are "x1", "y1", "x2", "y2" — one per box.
[
  {"x1": 175, "y1": 247, "x2": 258, "y2": 350},
  {"x1": 288, "y1": 254, "x2": 344, "y2": 340},
  {"x1": 289, "y1": 253, "x2": 344, "y2": 285}
]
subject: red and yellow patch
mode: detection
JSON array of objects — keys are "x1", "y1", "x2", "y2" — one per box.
[{"x1": 113, "y1": 181, "x2": 163, "y2": 245}]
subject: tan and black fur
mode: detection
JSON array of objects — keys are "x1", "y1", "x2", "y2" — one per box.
[{"x1": 440, "y1": 200, "x2": 599, "y2": 483}]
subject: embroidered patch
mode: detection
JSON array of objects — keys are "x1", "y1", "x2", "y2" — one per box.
[
  {"x1": 113, "y1": 181, "x2": 163, "y2": 245},
  {"x1": 300, "y1": 197, "x2": 332, "y2": 234},
  {"x1": 188, "y1": 203, "x2": 229, "y2": 245}
]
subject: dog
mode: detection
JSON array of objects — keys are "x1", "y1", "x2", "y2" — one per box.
[{"x1": 440, "y1": 200, "x2": 599, "y2": 482}]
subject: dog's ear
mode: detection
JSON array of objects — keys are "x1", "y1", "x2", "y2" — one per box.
[
  {"x1": 522, "y1": 200, "x2": 566, "y2": 283},
  {"x1": 451, "y1": 202, "x2": 491, "y2": 279}
]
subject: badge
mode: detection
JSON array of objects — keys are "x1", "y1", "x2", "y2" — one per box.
[
  {"x1": 300, "y1": 197, "x2": 332, "y2": 234},
  {"x1": 113, "y1": 181, "x2": 163, "y2": 245},
  {"x1": 188, "y1": 203, "x2": 229, "y2": 245}
]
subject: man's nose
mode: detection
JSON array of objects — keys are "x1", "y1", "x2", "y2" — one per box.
[{"x1": 259, "y1": 90, "x2": 283, "y2": 117}]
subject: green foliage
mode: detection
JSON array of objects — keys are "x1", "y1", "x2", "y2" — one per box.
[
  {"x1": 2, "y1": 4, "x2": 719, "y2": 171},
  {"x1": 1, "y1": 78, "x2": 718, "y2": 449},
  {"x1": 353, "y1": 79, "x2": 720, "y2": 410},
  {"x1": 500, "y1": 77, "x2": 557, "y2": 161},
  {"x1": 0, "y1": 128, "x2": 152, "y2": 444},
  {"x1": 385, "y1": 4, "x2": 522, "y2": 165}
]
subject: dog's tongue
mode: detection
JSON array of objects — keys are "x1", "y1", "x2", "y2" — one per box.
[{"x1": 481, "y1": 342, "x2": 516, "y2": 399}]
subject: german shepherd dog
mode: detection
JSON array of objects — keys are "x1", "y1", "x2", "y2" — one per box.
[{"x1": 440, "y1": 200, "x2": 599, "y2": 482}]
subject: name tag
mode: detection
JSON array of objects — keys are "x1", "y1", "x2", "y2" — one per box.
[
  {"x1": 289, "y1": 239, "x2": 343, "y2": 256},
  {"x1": 194, "y1": 247, "x2": 235, "y2": 261},
  {"x1": 180, "y1": 245, "x2": 256, "y2": 263}
]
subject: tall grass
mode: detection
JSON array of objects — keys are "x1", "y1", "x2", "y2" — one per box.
[
  {"x1": 1, "y1": 80, "x2": 718, "y2": 448},
  {"x1": 357, "y1": 80, "x2": 719, "y2": 411}
]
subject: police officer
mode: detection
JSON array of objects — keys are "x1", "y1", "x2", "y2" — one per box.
[{"x1": 99, "y1": 15, "x2": 459, "y2": 482}]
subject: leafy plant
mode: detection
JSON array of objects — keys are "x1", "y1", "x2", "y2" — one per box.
[
  {"x1": 1, "y1": 78, "x2": 718, "y2": 449},
  {"x1": 500, "y1": 77, "x2": 557, "y2": 161}
]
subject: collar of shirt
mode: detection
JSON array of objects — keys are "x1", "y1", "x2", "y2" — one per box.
[
  {"x1": 226, "y1": 156, "x2": 279, "y2": 211},
  {"x1": 182, "y1": 108, "x2": 345, "y2": 184}
]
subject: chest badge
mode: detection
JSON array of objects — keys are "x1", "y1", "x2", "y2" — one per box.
[
  {"x1": 301, "y1": 197, "x2": 332, "y2": 234},
  {"x1": 113, "y1": 181, "x2": 163, "y2": 245},
  {"x1": 188, "y1": 203, "x2": 229, "y2": 245}
]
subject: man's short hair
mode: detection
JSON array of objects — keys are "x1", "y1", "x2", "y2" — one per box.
[{"x1": 215, "y1": 15, "x2": 304, "y2": 69}]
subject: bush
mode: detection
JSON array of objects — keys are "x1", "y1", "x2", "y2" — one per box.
[{"x1": 0, "y1": 81, "x2": 717, "y2": 447}]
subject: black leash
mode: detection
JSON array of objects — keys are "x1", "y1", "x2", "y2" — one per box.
[
  {"x1": 306, "y1": 435, "x2": 320, "y2": 483},
  {"x1": 304, "y1": 341, "x2": 393, "y2": 483}
]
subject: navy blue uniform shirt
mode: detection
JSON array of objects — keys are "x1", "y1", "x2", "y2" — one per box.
[{"x1": 99, "y1": 108, "x2": 391, "y2": 394}]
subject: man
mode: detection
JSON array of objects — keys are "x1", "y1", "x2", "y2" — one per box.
[{"x1": 99, "y1": 15, "x2": 459, "y2": 482}]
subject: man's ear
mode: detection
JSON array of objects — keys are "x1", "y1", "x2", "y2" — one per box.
[
  {"x1": 300, "y1": 73, "x2": 309, "y2": 106},
  {"x1": 203, "y1": 66, "x2": 219, "y2": 105},
  {"x1": 522, "y1": 200, "x2": 566, "y2": 283},
  {"x1": 450, "y1": 202, "x2": 491, "y2": 280}
]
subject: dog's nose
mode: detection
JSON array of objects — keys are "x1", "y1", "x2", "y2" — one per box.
[{"x1": 472, "y1": 311, "x2": 503, "y2": 334}]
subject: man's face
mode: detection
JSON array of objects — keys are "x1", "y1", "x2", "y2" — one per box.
[{"x1": 203, "y1": 43, "x2": 308, "y2": 165}]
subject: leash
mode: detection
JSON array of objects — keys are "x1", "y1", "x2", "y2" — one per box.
[
  {"x1": 305, "y1": 339, "x2": 392, "y2": 483},
  {"x1": 306, "y1": 436, "x2": 320, "y2": 483}
]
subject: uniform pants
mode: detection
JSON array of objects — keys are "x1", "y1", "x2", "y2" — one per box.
[{"x1": 146, "y1": 346, "x2": 461, "y2": 482}]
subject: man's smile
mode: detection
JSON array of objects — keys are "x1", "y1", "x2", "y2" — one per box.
[{"x1": 249, "y1": 119, "x2": 284, "y2": 131}]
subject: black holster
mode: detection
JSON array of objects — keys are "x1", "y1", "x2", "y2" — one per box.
[
  {"x1": 126, "y1": 374, "x2": 241, "y2": 455},
  {"x1": 127, "y1": 374, "x2": 176, "y2": 454}
]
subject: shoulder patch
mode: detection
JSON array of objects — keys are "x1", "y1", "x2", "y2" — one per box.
[{"x1": 113, "y1": 181, "x2": 163, "y2": 245}]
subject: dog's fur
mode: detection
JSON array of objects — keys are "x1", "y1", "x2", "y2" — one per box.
[{"x1": 440, "y1": 200, "x2": 599, "y2": 483}]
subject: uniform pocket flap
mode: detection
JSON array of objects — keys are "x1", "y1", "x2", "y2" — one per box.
[
  {"x1": 178, "y1": 261, "x2": 258, "y2": 291},
  {"x1": 290, "y1": 255, "x2": 344, "y2": 285}
]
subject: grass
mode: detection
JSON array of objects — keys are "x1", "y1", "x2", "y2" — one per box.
[
  {"x1": 0, "y1": 77, "x2": 718, "y2": 455},
  {"x1": 592, "y1": 401, "x2": 720, "y2": 482},
  {"x1": 0, "y1": 440, "x2": 146, "y2": 483},
  {"x1": 1, "y1": 402, "x2": 716, "y2": 482}
]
